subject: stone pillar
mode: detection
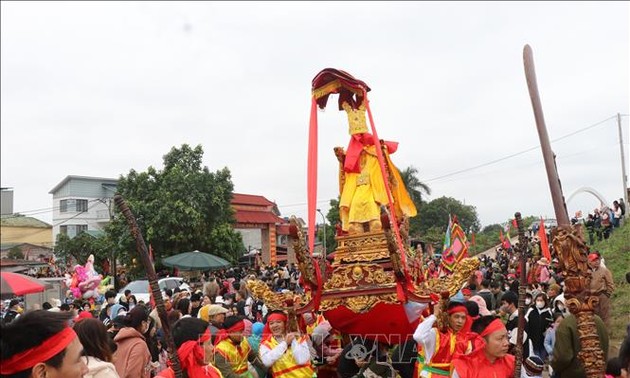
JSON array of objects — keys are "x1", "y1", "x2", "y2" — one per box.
[
  {"x1": 269, "y1": 225, "x2": 277, "y2": 266},
  {"x1": 261, "y1": 226, "x2": 271, "y2": 265}
]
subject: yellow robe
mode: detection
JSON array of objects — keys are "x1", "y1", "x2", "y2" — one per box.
[{"x1": 339, "y1": 145, "x2": 417, "y2": 231}]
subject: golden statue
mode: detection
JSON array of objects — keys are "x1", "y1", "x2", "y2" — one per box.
[{"x1": 334, "y1": 102, "x2": 417, "y2": 234}]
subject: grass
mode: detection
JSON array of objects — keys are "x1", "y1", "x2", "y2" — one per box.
[{"x1": 590, "y1": 221, "x2": 630, "y2": 347}]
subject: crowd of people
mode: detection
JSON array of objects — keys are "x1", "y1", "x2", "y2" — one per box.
[
  {"x1": 581, "y1": 199, "x2": 626, "y2": 244},
  {"x1": 2, "y1": 236, "x2": 629, "y2": 378}
]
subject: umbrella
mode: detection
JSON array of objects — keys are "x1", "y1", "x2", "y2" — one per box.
[
  {"x1": 162, "y1": 250, "x2": 231, "y2": 271},
  {"x1": 0, "y1": 272, "x2": 50, "y2": 296}
]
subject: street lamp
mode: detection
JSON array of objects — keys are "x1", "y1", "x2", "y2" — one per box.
[{"x1": 316, "y1": 208, "x2": 327, "y2": 257}]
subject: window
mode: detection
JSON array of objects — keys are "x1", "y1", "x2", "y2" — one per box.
[
  {"x1": 60, "y1": 199, "x2": 88, "y2": 213},
  {"x1": 60, "y1": 200, "x2": 69, "y2": 213},
  {"x1": 76, "y1": 199, "x2": 88, "y2": 212},
  {"x1": 59, "y1": 225, "x2": 87, "y2": 238}
]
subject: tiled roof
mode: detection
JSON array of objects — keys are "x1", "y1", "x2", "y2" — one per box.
[
  {"x1": 231, "y1": 193, "x2": 275, "y2": 207},
  {"x1": 49, "y1": 175, "x2": 118, "y2": 194},
  {"x1": 235, "y1": 210, "x2": 285, "y2": 224},
  {"x1": 0, "y1": 216, "x2": 52, "y2": 228},
  {"x1": 277, "y1": 224, "x2": 291, "y2": 235},
  {"x1": 0, "y1": 243, "x2": 53, "y2": 251}
]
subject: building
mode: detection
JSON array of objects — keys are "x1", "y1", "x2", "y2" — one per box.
[
  {"x1": 231, "y1": 193, "x2": 292, "y2": 266},
  {"x1": 1, "y1": 188, "x2": 14, "y2": 215},
  {"x1": 0, "y1": 217, "x2": 54, "y2": 260},
  {"x1": 49, "y1": 175, "x2": 118, "y2": 244}
]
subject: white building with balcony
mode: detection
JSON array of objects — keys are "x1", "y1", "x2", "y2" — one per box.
[{"x1": 49, "y1": 175, "x2": 118, "y2": 244}]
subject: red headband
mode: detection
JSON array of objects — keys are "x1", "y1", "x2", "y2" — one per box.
[
  {"x1": 1, "y1": 327, "x2": 77, "y2": 375},
  {"x1": 448, "y1": 305, "x2": 468, "y2": 315},
  {"x1": 226, "y1": 320, "x2": 245, "y2": 334},
  {"x1": 479, "y1": 318, "x2": 506, "y2": 337},
  {"x1": 267, "y1": 313, "x2": 288, "y2": 323}
]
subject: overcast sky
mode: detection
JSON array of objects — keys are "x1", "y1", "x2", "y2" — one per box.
[{"x1": 1, "y1": 1, "x2": 628, "y2": 229}]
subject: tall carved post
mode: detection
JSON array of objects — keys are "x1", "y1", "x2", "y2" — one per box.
[
  {"x1": 523, "y1": 45, "x2": 605, "y2": 377},
  {"x1": 114, "y1": 195, "x2": 182, "y2": 378},
  {"x1": 513, "y1": 212, "x2": 528, "y2": 378}
]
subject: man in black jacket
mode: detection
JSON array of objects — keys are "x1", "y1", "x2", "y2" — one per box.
[{"x1": 2, "y1": 299, "x2": 21, "y2": 324}]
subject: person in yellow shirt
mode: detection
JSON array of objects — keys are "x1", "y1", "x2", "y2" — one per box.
[
  {"x1": 259, "y1": 311, "x2": 314, "y2": 378},
  {"x1": 214, "y1": 316, "x2": 264, "y2": 378}
]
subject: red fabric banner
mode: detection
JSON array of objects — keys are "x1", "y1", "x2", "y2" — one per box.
[
  {"x1": 307, "y1": 97, "x2": 318, "y2": 257},
  {"x1": 539, "y1": 217, "x2": 552, "y2": 262}
]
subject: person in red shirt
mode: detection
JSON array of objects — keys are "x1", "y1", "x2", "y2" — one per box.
[
  {"x1": 413, "y1": 302, "x2": 472, "y2": 377},
  {"x1": 452, "y1": 316, "x2": 515, "y2": 378}
]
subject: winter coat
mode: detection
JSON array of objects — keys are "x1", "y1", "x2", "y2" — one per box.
[
  {"x1": 84, "y1": 356, "x2": 120, "y2": 378},
  {"x1": 551, "y1": 314, "x2": 608, "y2": 378},
  {"x1": 113, "y1": 327, "x2": 151, "y2": 378},
  {"x1": 524, "y1": 307, "x2": 553, "y2": 356}
]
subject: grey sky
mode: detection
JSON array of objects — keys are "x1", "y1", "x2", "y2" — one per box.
[{"x1": 1, "y1": 1, "x2": 628, "y2": 228}]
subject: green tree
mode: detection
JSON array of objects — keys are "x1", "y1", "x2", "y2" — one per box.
[
  {"x1": 7, "y1": 246, "x2": 24, "y2": 260},
  {"x1": 107, "y1": 144, "x2": 243, "y2": 270},
  {"x1": 54, "y1": 232, "x2": 114, "y2": 268},
  {"x1": 316, "y1": 198, "x2": 340, "y2": 254},
  {"x1": 412, "y1": 197, "x2": 481, "y2": 244},
  {"x1": 399, "y1": 166, "x2": 431, "y2": 207}
]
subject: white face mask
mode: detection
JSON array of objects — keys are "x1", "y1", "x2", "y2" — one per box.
[
  {"x1": 536, "y1": 301, "x2": 545, "y2": 309},
  {"x1": 557, "y1": 303, "x2": 565, "y2": 311}
]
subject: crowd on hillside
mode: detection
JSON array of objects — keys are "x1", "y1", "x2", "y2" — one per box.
[
  {"x1": 2, "y1": 216, "x2": 629, "y2": 378},
  {"x1": 580, "y1": 199, "x2": 626, "y2": 244}
]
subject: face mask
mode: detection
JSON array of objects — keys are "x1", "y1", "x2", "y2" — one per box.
[
  {"x1": 536, "y1": 301, "x2": 545, "y2": 309},
  {"x1": 557, "y1": 304, "x2": 565, "y2": 311},
  {"x1": 525, "y1": 299, "x2": 532, "y2": 305}
]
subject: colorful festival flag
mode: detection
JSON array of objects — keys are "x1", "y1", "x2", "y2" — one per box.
[
  {"x1": 442, "y1": 214, "x2": 452, "y2": 255},
  {"x1": 539, "y1": 217, "x2": 552, "y2": 262},
  {"x1": 439, "y1": 216, "x2": 469, "y2": 274}
]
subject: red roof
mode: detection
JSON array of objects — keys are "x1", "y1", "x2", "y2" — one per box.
[
  {"x1": 277, "y1": 224, "x2": 291, "y2": 235},
  {"x1": 235, "y1": 210, "x2": 285, "y2": 224},
  {"x1": 231, "y1": 193, "x2": 275, "y2": 207}
]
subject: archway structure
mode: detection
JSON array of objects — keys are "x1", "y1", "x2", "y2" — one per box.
[{"x1": 567, "y1": 187, "x2": 608, "y2": 208}]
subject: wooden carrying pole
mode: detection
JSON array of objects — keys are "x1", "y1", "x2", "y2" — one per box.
[
  {"x1": 114, "y1": 195, "x2": 183, "y2": 378},
  {"x1": 523, "y1": 45, "x2": 605, "y2": 377}
]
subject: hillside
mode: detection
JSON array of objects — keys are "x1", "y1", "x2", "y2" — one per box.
[{"x1": 591, "y1": 221, "x2": 630, "y2": 344}]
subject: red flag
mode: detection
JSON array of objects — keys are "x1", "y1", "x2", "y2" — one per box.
[{"x1": 539, "y1": 217, "x2": 552, "y2": 262}]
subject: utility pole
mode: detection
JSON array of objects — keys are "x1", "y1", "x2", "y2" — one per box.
[{"x1": 617, "y1": 113, "x2": 628, "y2": 218}]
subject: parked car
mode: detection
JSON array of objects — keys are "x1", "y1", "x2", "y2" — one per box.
[{"x1": 115, "y1": 277, "x2": 190, "y2": 305}]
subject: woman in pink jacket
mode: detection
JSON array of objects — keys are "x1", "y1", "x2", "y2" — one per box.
[{"x1": 113, "y1": 305, "x2": 152, "y2": 378}]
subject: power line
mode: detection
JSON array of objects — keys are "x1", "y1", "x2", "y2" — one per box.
[{"x1": 425, "y1": 115, "x2": 620, "y2": 183}]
